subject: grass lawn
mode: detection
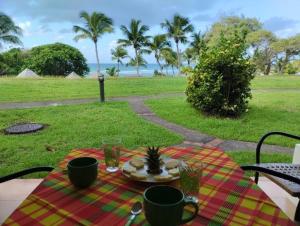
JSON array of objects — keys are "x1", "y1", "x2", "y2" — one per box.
[
  {"x1": 0, "y1": 77, "x2": 187, "y2": 103},
  {"x1": 226, "y1": 151, "x2": 292, "y2": 165},
  {"x1": 146, "y1": 89, "x2": 300, "y2": 147},
  {"x1": 227, "y1": 151, "x2": 292, "y2": 176},
  {"x1": 251, "y1": 75, "x2": 300, "y2": 89},
  {"x1": 0, "y1": 75, "x2": 298, "y2": 178},
  {"x1": 1, "y1": 75, "x2": 300, "y2": 103},
  {"x1": 0, "y1": 102, "x2": 182, "y2": 176}
]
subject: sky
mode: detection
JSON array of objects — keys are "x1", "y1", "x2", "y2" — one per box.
[{"x1": 1, "y1": 0, "x2": 300, "y2": 63}]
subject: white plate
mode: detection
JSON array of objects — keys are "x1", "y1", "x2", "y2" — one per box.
[{"x1": 121, "y1": 158, "x2": 182, "y2": 183}]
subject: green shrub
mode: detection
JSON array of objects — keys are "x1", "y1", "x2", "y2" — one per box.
[
  {"x1": 153, "y1": 70, "x2": 166, "y2": 77},
  {"x1": 105, "y1": 67, "x2": 119, "y2": 77},
  {"x1": 180, "y1": 66, "x2": 193, "y2": 76},
  {"x1": 186, "y1": 33, "x2": 255, "y2": 117},
  {"x1": 285, "y1": 63, "x2": 297, "y2": 75},
  {"x1": 23, "y1": 43, "x2": 89, "y2": 76},
  {"x1": 0, "y1": 48, "x2": 28, "y2": 75}
]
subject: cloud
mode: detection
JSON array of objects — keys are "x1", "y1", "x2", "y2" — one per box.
[
  {"x1": 54, "y1": 35, "x2": 64, "y2": 41},
  {"x1": 18, "y1": 21, "x2": 31, "y2": 36},
  {"x1": 108, "y1": 40, "x2": 118, "y2": 49},
  {"x1": 18, "y1": 21, "x2": 31, "y2": 30},
  {"x1": 59, "y1": 28, "x2": 73, "y2": 34},
  {"x1": 264, "y1": 17, "x2": 299, "y2": 32},
  {"x1": 0, "y1": 0, "x2": 218, "y2": 26},
  {"x1": 17, "y1": 21, "x2": 52, "y2": 36},
  {"x1": 38, "y1": 24, "x2": 52, "y2": 33}
]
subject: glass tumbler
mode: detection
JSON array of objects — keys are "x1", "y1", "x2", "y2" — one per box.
[
  {"x1": 179, "y1": 161, "x2": 203, "y2": 203},
  {"x1": 101, "y1": 137, "x2": 122, "y2": 172}
]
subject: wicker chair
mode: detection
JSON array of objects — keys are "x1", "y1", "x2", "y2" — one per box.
[
  {"x1": 241, "y1": 131, "x2": 300, "y2": 221},
  {"x1": 0, "y1": 167, "x2": 54, "y2": 183}
]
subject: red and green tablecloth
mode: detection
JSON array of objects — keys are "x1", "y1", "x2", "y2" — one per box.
[{"x1": 3, "y1": 146, "x2": 295, "y2": 225}]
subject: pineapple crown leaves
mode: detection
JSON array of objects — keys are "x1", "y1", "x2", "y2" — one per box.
[
  {"x1": 146, "y1": 146, "x2": 162, "y2": 174},
  {"x1": 147, "y1": 146, "x2": 160, "y2": 154}
]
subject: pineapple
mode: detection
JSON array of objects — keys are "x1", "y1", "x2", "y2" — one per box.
[{"x1": 146, "y1": 146, "x2": 162, "y2": 174}]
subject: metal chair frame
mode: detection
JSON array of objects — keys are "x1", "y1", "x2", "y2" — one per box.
[
  {"x1": 241, "y1": 131, "x2": 300, "y2": 221},
  {"x1": 0, "y1": 167, "x2": 54, "y2": 183}
]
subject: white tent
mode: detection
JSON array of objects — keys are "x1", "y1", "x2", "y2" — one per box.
[
  {"x1": 66, "y1": 72, "x2": 81, "y2": 79},
  {"x1": 17, "y1": 69, "x2": 40, "y2": 78}
]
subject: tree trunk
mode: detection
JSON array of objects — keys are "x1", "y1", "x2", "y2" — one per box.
[
  {"x1": 94, "y1": 41, "x2": 101, "y2": 75},
  {"x1": 117, "y1": 60, "x2": 120, "y2": 76},
  {"x1": 175, "y1": 41, "x2": 181, "y2": 70},
  {"x1": 282, "y1": 51, "x2": 290, "y2": 73},
  {"x1": 155, "y1": 54, "x2": 163, "y2": 73},
  {"x1": 172, "y1": 65, "x2": 175, "y2": 76},
  {"x1": 135, "y1": 48, "x2": 140, "y2": 76},
  {"x1": 264, "y1": 63, "x2": 271, "y2": 75}
]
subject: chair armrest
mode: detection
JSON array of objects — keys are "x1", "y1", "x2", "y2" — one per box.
[
  {"x1": 0, "y1": 166, "x2": 54, "y2": 183},
  {"x1": 241, "y1": 165, "x2": 300, "y2": 184},
  {"x1": 256, "y1": 132, "x2": 300, "y2": 164}
]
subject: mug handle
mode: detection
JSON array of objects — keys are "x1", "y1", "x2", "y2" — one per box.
[{"x1": 180, "y1": 200, "x2": 199, "y2": 224}]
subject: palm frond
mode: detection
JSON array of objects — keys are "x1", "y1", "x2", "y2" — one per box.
[
  {"x1": 73, "y1": 11, "x2": 113, "y2": 43},
  {"x1": 0, "y1": 13, "x2": 23, "y2": 48},
  {"x1": 74, "y1": 33, "x2": 91, "y2": 42},
  {"x1": 0, "y1": 35, "x2": 22, "y2": 45},
  {"x1": 118, "y1": 38, "x2": 131, "y2": 47}
]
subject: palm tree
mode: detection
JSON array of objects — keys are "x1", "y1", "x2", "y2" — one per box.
[
  {"x1": 0, "y1": 12, "x2": 22, "y2": 49},
  {"x1": 73, "y1": 11, "x2": 113, "y2": 75},
  {"x1": 118, "y1": 19, "x2": 150, "y2": 76},
  {"x1": 191, "y1": 31, "x2": 206, "y2": 55},
  {"x1": 149, "y1": 34, "x2": 171, "y2": 73},
  {"x1": 183, "y1": 48, "x2": 195, "y2": 66},
  {"x1": 161, "y1": 48, "x2": 177, "y2": 76},
  {"x1": 111, "y1": 46, "x2": 128, "y2": 76},
  {"x1": 161, "y1": 14, "x2": 194, "y2": 69},
  {"x1": 105, "y1": 67, "x2": 119, "y2": 77},
  {"x1": 127, "y1": 54, "x2": 147, "y2": 69}
]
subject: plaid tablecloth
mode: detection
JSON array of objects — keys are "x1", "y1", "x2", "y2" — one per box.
[{"x1": 3, "y1": 147, "x2": 295, "y2": 225}]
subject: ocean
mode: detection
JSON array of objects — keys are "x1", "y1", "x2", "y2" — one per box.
[{"x1": 88, "y1": 63, "x2": 179, "y2": 77}]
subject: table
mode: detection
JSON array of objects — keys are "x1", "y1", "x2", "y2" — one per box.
[{"x1": 3, "y1": 146, "x2": 295, "y2": 225}]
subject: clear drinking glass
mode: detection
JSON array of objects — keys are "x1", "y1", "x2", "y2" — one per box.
[
  {"x1": 101, "y1": 137, "x2": 122, "y2": 172},
  {"x1": 179, "y1": 162, "x2": 202, "y2": 203}
]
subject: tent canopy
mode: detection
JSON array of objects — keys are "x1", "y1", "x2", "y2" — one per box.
[{"x1": 17, "y1": 69, "x2": 39, "y2": 78}]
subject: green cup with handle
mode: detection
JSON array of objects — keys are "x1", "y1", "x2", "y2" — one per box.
[
  {"x1": 67, "y1": 157, "x2": 98, "y2": 188},
  {"x1": 143, "y1": 185, "x2": 199, "y2": 226}
]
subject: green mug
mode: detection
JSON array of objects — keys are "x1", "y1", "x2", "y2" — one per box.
[
  {"x1": 67, "y1": 157, "x2": 98, "y2": 188},
  {"x1": 143, "y1": 185, "x2": 199, "y2": 226}
]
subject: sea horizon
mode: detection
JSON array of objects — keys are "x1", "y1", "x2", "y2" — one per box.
[{"x1": 88, "y1": 63, "x2": 179, "y2": 77}]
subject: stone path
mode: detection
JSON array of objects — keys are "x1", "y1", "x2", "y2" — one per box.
[
  {"x1": 0, "y1": 93, "x2": 293, "y2": 153},
  {"x1": 127, "y1": 98, "x2": 293, "y2": 153}
]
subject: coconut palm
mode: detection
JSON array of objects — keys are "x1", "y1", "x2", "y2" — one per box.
[
  {"x1": 183, "y1": 47, "x2": 195, "y2": 66},
  {"x1": 106, "y1": 67, "x2": 119, "y2": 77},
  {"x1": 127, "y1": 54, "x2": 147, "y2": 69},
  {"x1": 118, "y1": 19, "x2": 150, "y2": 76},
  {"x1": 191, "y1": 31, "x2": 206, "y2": 55},
  {"x1": 0, "y1": 12, "x2": 22, "y2": 49},
  {"x1": 111, "y1": 46, "x2": 128, "y2": 76},
  {"x1": 73, "y1": 11, "x2": 113, "y2": 74},
  {"x1": 161, "y1": 14, "x2": 194, "y2": 69},
  {"x1": 149, "y1": 34, "x2": 171, "y2": 73},
  {"x1": 161, "y1": 48, "x2": 177, "y2": 76}
]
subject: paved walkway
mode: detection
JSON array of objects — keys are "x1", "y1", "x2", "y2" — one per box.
[{"x1": 0, "y1": 93, "x2": 293, "y2": 153}]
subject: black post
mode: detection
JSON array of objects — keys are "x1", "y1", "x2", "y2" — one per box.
[{"x1": 98, "y1": 74, "x2": 105, "y2": 102}]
